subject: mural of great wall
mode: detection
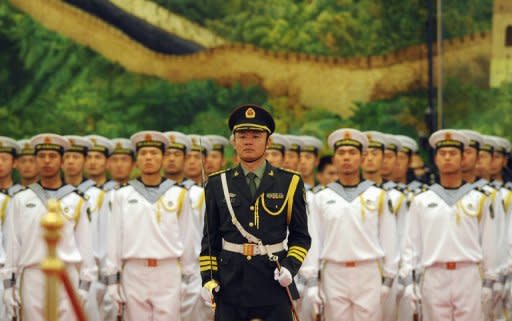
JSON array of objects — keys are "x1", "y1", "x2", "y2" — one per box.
[{"x1": 11, "y1": 0, "x2": 493, "y2": 116}]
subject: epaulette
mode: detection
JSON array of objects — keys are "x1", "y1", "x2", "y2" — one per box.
[
  {"x1": 115, "y1": 183, "x2": 129, "y2": 190},
  {"x1": 208, "y1": 168, "x2": 230, "y2": 177},
  {"x1": 75, "y1": 189, "x2": 90, "y2": 201},
  {"x1": 278, "y1": 167, "x2": 301, "y2": 176},
  {"x1": 12, "y1": 186, "x2": 27, "y2": 196},
  {"x1": 312, "y1": 185, "x2": 326, "y2": 193}
]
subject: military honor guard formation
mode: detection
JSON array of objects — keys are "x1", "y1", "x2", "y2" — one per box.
[{"x1": 0, "y1": 104, "x2": 511, "y2": 321}]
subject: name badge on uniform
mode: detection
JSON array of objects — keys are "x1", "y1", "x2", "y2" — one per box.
[
  {"x1": 128, "y1": 199, "x2": 138, "y2": 204},
  {"x1": 25, "y1": 203, "x2": 36, "y2": 208},
  {"x1": 266, "y1": 193, "x2": 284, "y2": 200},
  {"x1": 428, "y1": 203, "x2": 438, "y2": 208},
  {"x1": 327, "y1": 200, "x2": 336, "y2": 204}
]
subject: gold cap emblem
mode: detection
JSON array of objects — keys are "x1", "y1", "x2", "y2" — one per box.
[
  {"x1": 444, "y1": 132, "x2": 453, "y2": 140},
  {"x1": 144, "y1": 134, "x2": 152, "y2": 141},
  {"x1": 169, "y1": 134, "x2": 176, "y2": 144},
  {"x1": 343, "y1": 131, "x2": 352, "y2": 139},
  {"x1": 245, "y1": 107, "x2": 256, "y2": 119},
  {"x1": 44, "y1": 136, "x2": 52, "y2": 144}
]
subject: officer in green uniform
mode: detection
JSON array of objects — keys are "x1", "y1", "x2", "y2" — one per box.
[{"x1": 200, "y1": 104, "x2": 311, "y2": 321}]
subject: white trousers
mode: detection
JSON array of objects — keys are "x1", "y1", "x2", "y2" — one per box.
[
  {"x1": 422, "y1": 263, "x2": 482, "y2": 321},
  {"x1": 322, "y1": 260, "x2": 382, "y2": 321},
  {"x1": 122, "y1": 258, "x2": 181, "y2": 321},
  {"x1": 21, "y1": 265, "x2": 79, "y2": 321}
]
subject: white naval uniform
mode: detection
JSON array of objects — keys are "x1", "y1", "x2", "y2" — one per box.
[
  {"x1": 400, "y1": 183, "x2": 498, "y2": 321},
  {"x1": 307, "y1": 180, "x2": 399, "y2": 321},
  {"x1": 104, "y1": 178, "x2": 197, "y2": 321},
  {"x1": 295, "y1": 184, "x2": 318, "y2": 321},
  {"x1": 1, "y1": 183, "x2": 96, "y2": 321},
  {"x1": 181, "y1": 183, "x2": 211, "y2": 321},
  {"x1": 77, "y1": 180, "x2": 107, "y2": 321},
  {"x1": 382, "y1": 185, "x2": 409, "y2": 321},
  {"x1": 0, "y1": 185, "x2": 24, "y2": 321}
]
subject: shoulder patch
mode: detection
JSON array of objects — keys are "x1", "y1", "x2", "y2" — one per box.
[
  {"x1": 208, "y1": 168, "x2": 231, "y2": 177},
  {"x1": 278, "y1": 167, "x2": 301, "y2": 176},
  {"x1": 115, "y1": 183, "x2": 129, "y2": 190}
]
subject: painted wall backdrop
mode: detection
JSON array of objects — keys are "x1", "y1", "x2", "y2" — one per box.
[{"x1": 1, "y1": 0, "x2": 511, "y2": 153}]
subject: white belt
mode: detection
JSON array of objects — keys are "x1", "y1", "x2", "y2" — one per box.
[{"x1": 222, "y1": 240, "x2": 286, "y2": 257}]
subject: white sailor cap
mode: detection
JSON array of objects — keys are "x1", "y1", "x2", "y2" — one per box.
[
  {"x1": 395, "y1": 135, "x2": 418, "y2": 155},
  {"x1": 30, "y1": 133, "x2": 70, "y2": 154},
  {"x1": 481, "y1": 135, "x2": 497, "y2": 154},
  {"x1": 458, "y1": 130, "x2": 483, "y2": 150},
  {"x1": 491, "y1": 136, "x2": 511, "y2": 155},
  {"x1": 85, "y1": 135, "x2": 114, "y2": 156},
  {"x1": 65, "y1": 136, "x2": 92, "y2": 155},
  {"x1": 328, "y1": 128, "x2": 368, "y2": 152},
  {"x1": 299, "y1": 135, "x2": 323, "y2": 155},
  {"x1": 0, "y1": 137, "x2": 20, "y2": 156},
  {"x1": 229, "y1": 134, "x2": 235, "y2": 146},
  {"x1": 284, "y1": 135, "x2": 302, "y2": 153},
  {"x1": 429, "y1": 129, "x2": 469, "y2": 150},
  {"x1": 188, "y1": 135, "x2": 212, "y2": 154},
  {"x1": 164, "y1": 131, "x2": 192, "y2": 153},
  {"x1": 130, "y1": 131, "x2": 168, "y2": 152},
  {"x1": 111, "y1": 138, "x2": 135, "y2": 156},
  {"x1": 268, "y1": 133, "x2": 290, "y2": 154},
  {"x1": 384, "y1": 134, "x2": 402, "y2": 153},
  {"x1": 364, "y1": 131, "x2": 387, "y2": 150},
  {"x1": 206, "y1": 135, "x2": 230, "y2": 153},
  {"x1": 17, "y1": 139, "x2": 35, "y2": 156}
]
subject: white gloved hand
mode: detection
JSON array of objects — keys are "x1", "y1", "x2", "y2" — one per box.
[
  {"x1": 493, "y1": 280, "x2": 504, "y2": 303},
  {"x1": 3, "y1": 287, "x2": 20, "y2": 319},
  {"x1": 482, "y1": 285, "x2": 493, "y2": 305},
  {"x1": 274, "y1": 267, "x2": 293, "y2": 287},
  {"x1": 77, "y1": 288, "x2": 89, "y2": 306},
  {"x1": 201, "y1": 280, "x2": 220, "y2": 306},
  {"x1": 403, "y1": 284, "x2": 422, "y2": 311},
  {"x1": 307, "y1": 286, "x2": 323, "y2": 316},
  {"x1": 106, "y1": 284, "x2": 126, "y2": 315},
  {"x1": 395, "y1": 282, "x2": 405, "y2": 302},
  {"x1": 380, "y1": 284, "x2": 391, "y2": 303}
]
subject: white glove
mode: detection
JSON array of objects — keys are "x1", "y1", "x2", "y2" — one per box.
[
  {"x1": 3, "y1": 287, "x2": 20, "y2": 319},
  {"x1": 380, "y1": 284, "x2": 391, "y2": 303},
  {"x1": 482, "y1": 285, "x2": 493, "y2": 305},
  {"x1": 395, "y1": 282, "x2": 405, "y2": 302},
  {"x1": 307, "y1": 286, "x2": 323, "y2": 316},
  {"x1": 201, "y1": 280, "x2": 220, "y2": 306},
  {"x1": 403, "y1": 284, "x2": 422, "y2": 311},
  {"x1": 77, "y1": 288, "x2": 88, "y2": 306},
  {"x1": 106, "y1": 283, "x2": 126, "y2": 312},
  {"x1": 274, "y1": 267, "x2": 293, "y2": 287},
  {"x1": 493, "y1": 280, "x2": 504, "y2": 303}
]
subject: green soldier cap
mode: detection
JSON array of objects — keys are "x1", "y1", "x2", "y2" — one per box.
[{"x1": 228, "y1": 104, "x2": 275, "y2": 134}]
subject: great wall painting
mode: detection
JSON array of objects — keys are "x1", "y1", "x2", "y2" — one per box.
[{"x1": 10, "y1": 0, "x2": 497, "y2": 116}]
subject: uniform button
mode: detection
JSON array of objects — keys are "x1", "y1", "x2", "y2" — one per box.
[
  {"x1": 249, "y1": 222, "x2": 254, "y2": 227},
  {"x1": 250, "y1": 206, "x2": 255, "y2": 211},
  {"x1": 246, "y1": 256, "x2": 252, "y2": 260}
]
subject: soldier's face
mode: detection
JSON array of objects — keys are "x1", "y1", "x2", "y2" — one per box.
[
  {"x1": 284, "y1": 151, "x2": 300, "y2": 171},
  {"x1": 393, "y1": 151, "x2": 410, "y2": 181},
  {"x1": 361, "y1": 148, "x2": 383, "y2": 173},
  {"x1": 62, "y1": 152, "x2": 85, "y2": 177},
  {"x1": 461, "y1": 147, "x2": 478, "y2": 173},
  {"x1": 475, "y1": 151, "x2": 493, "y2": 178},
  {"x1": 317, "y1": 163, "x2": 338, "y2": 186},
  {"x1": 136, "y1": 147, "x2": 163, "y2": 175},
  {"x1": 206, "y1": 150, "x2": 224, "y2": 175},
  {"x1": 0, "y1": 153, "x2": 15, "y2": 179},
  {"x1": 17, "y1": 155, "x2": 38, "y2": 180},
  {"x1": 108, "y1": 154, "x2": 134, "y2": 182},
  {"x1": 184, "y1": 151, "x2": 205, "y2": 179},
  {"x1": 163, "y1": 148, "x2": 186, "y2": 175},
  {"x1": 411, "y1": 154, "x2": 426, "y2": 178},
  {"x1": 381, "y1": 150, "x2": 397, "y2": 177},
  {"x1": 490, "y1": 152, "x2": 506, "y2": 176},
  {"x1": 266, "y1": 149, "x2": 284, "y2": 168},
  {"x1": 233, "y1": 130, "x2": 269, "y2": 163},
  {"x1": 299, "y1": 152, "x2": 318, "y2": 178},
  {"x1": 36, "y1": 150, "x2": 62, "y2": 179},
  {"x1": 333, "y1": 146, "x2": 362, "y2": 176},
  {"x1": 85, "y1": 151, "x2": 107, "y2": 177},
  {"x1": 435, "y1": 147, "x2": 463, "y2": 175}
]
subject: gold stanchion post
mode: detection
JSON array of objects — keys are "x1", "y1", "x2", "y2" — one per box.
[{"x1": 40, "y1": 199, "x2": 65, "y2": 321}]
